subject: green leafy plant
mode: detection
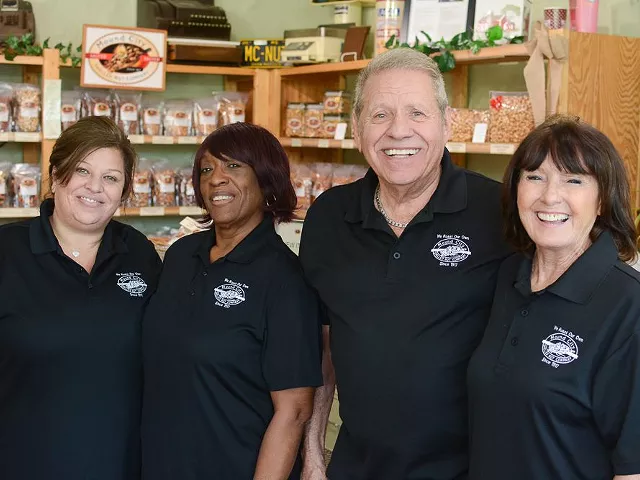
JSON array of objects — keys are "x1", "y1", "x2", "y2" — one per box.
[
  {"x1": 2, "y1": 34, "x2": 82, "y2": 67},
  {"x1": 385, "y1": 26, "x2": 525, "y2": 73}
]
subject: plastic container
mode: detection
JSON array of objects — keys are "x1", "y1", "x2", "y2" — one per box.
[{"x1": 570, "y1": 0, "x2": 598, "y2": 33}]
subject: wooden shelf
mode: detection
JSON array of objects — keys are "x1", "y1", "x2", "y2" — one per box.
[
  {"x1": 0, "y1": 208, "x2": 39, "y2": 218},
  {"x1": 0, "y1": 206, "x2": 205, "y2": 219},
  {"x1": 0, "y1": 55, "x2": 44, "y2": 66},
  {"x1": 114, "y1": 206, "x2": 205, "y2": 217},
  {"x1": 279, "y1": 137, "x2": 519, "y2": 155},
  {"x1": 279, "y1": 44, "x2": 530, "y2": 77},
  {"x1": 128, "y1": 135, "x2": 206, "y2": 145},
  {"x1": 166, "y1": 64, "x2": 255, "y2": 76},
  {"x1": 0, "y1": 132, "x2": 42, "y2": 143}
]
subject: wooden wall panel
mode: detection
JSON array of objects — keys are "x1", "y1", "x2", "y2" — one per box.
[{"x1": 565, "y1": 32, "x2": 640, "y2": 206}]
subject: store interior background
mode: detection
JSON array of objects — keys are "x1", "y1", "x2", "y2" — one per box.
[
  {"x1": 0, "y1": 0, "x2": 637, "y2": 446},
  {"x1": 2, "y1": 0, "x2": 640, "y2": 232}
]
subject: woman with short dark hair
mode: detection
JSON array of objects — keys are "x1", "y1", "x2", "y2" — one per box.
[
  {"x1": 468, "y1": 115, "x2": 640, "y2": 480},
  {"x1": 0, "y1": 116, "x2": 162, "y2": 480},
  {"x1": 141, "y1": 122, "x2": 322, "y2": 480}
]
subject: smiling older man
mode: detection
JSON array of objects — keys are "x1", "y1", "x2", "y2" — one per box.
[{"x1": 299, "y1": 48, "x2": 511, "y2": 480}]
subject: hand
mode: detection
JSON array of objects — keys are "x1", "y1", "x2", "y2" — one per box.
[{"x1": 302, "y1": 465, "x2": 327, "y2": 480}]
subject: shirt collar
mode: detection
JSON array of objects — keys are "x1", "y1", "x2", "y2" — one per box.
[
  {"x1": 514, "y1": 231, "x2": 618, "y2": 304},
  {"x1": 194, "y1": 216, "x2": 278, "y2": 265},
  {"x1": 29, "y1": 198, "x2": 128, "y2": 256},
  {"x1": 345, "y1": 148, "x2": 468, "y2": 229}
]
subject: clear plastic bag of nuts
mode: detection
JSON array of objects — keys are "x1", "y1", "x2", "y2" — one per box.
[
  {"x1": 304, "y1": 103, "x2": 324, "y2": 138},
  {"x1": 487, "y1": 91, "x2": 534, "y2": 144},
  {"x1": 178, "y1": 166, "x2": 196, "y2": 206},
  {"x1": 129, "y1": 157, "x2": 153, "y2": 207},
  {"x1": 449, "y1": 108, "x2": 490, "y2": 143},
  {"x1": 163, "y1": 100, "x2": 193, "y2": 137},
  {"x1": 215, "y1": 92, "x2": 249, "y2": 126},
  {"x1": 311, "y1": 163, "x2": 333, "y2": 202},
  {"x1": 193, "y1": 98, "x2": 219, "y2": 136},
  {"x1": 0, "y1": 83, "x2": 13, "y2": 133},
  {"x1": 291, "y1": 163, "x2": 313, "y2": 218},
  {"x1": 11, "y1": 163, "x2": 40, "y2": 207},
  {"x1": 323, "y1": 91, "x2": 352, "y2": 115},
  {"x1": 114, "y1": 91, "x2": 142, "y2": 135},
  {"x1": 151, "y1": 159, "x2": 177, "y2": 207},
  {"x1": 61, "y1": 91, "x2": 83, "y2": 131},
  {"x1": 83, "y1": 89, "x2": 114, "y2": 119},
  {"x1": 14, "y1": 84, "x2": 41, "y2": 133},
  {"x1": 285, "y1": 103, "x2": 305, "y2": 137},
  {"x1": 142, "y1": 99, "x2": 163, "y2": 136},
  {"x1": 0, "y1": 161, "x2": 11, "y2": 206}
]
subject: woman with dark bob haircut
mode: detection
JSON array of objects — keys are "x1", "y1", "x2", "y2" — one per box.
[
  {"x1": 141, "y1": 122, "x2": 322, "y2": 480},
  {"x1": 467, "y1": 115, "x2": 640, "y2": 480}
]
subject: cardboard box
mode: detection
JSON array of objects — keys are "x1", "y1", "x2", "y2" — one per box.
[
  {"x1": 474, "y1": 0, "x2": 532, "y2": 40},
  {"x1": 240, "y1": 39, "x2": 285, "y2": 68}
]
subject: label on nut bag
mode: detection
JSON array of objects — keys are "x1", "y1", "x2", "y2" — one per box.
[{"x1": 472, "y1": 123, "x2": 488, "y2": 143}]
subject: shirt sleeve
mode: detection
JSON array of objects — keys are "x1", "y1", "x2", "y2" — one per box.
[
  {"x1": 593, "y1": 332, "x2": 640, "y2": 475},
  {"x1": 262, "y1": 263, "x2": 323, "y2": 392}
]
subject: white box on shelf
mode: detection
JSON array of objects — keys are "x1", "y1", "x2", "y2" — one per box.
[{"x1": 276, "y1": 220, "x2": 304, "y2": 255}]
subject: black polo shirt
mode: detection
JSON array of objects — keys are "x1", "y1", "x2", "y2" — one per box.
[
  {"x1": 468, "y1": 231, "x2": 640, "y2": 480},
  {"x1": 141, "y1": 216, "x2": 323, "y2": 480},
  {"x1": 0, "y1": 198, "x2": 161, "y2": 480},
  {"x1": 299, "y1": 150, "x2": 510, "y2": 480}
]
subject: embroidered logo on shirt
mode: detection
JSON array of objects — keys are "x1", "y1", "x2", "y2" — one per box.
[
  {"x1": 541, "y1": 325, "x2": 583, "y2": 368},
  {"x1": 431, "y1": 234, "x2": 471, "y2": 267},
  {"x1": 214, "y1": 278, "x2": 248, "y2": 308},
  {"x1": 116, "y1": 272, "x2": 148, "y2": 297}
]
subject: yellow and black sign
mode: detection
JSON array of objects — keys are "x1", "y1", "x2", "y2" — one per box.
[{"x1": 240, "y1": 39, "x2": 285, "y2": 68}]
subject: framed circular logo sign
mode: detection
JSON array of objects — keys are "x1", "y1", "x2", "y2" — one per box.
[{"x1": 81, "y1": 25, "x2": 167, "y2": 91}]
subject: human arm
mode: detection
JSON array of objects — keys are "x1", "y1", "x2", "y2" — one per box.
[
  {"x1": 302, "y1": 325, "x2": 335, "y2": 480},
  {"x1": 254, "y1": 387, "x2": 315, "y2": 479}
]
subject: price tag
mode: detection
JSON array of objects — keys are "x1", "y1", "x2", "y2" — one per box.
[
  {"x1": 128, "y1": 134, "x2": 145, "y2": 144},
  {"x1": 14, "y1": 132, "x2": 40, "y2": 142},
  {"x1": 318, "y1": 139, "x2": 330, "y2": 148},
  {"x1": 0, "y1": 207, "x2": 38, "y2": 218},
  {"x1": 179, "y1": 206, "x2": 205, "y2": 216},
  {"x1": 334, "y1": 122, "x2": 348, "y2": 140},
  {"x1": 151, "y1": 136, "x2": 175, "y2": 145},
  {"x1": 290, "y1": 138, "x2": 302, "y2": 147},
  {"x1": 177, "y1": 136, "x2": 199, "y2": 144},
  {"x1": 140, "y1": 207, "x2": 166, "y2": 216},
  {"x1": 472, "y1": 123, "x2": 488, "y2": 143},
  {"x1": 447, "y1": 142, "x2": 466, "y2": 153},
  {"x1": 0, "y1": 132, "x2": 9, "y2": 142},
  {"x1": 490, "y1": 143, "x2": 516, "y2": 155},
  {"x1": 341, "y1": 139, "x2": 355, "y2": 149}
]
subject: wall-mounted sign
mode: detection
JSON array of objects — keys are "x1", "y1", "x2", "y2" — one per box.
[{"x1": 81, "y1": 24, "x2": 167, "y2": 91}]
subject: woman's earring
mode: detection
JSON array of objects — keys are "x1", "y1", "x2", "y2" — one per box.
[{"x1": 265, "y1": 195, "x2": 277, "y2": 207}]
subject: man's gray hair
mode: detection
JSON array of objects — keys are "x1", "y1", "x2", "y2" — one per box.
[{"x1": 352, "y1": 48, "x2": 448, "y2": 121}]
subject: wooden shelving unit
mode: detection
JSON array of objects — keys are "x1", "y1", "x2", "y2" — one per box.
[{"x1": 0, "y1": 206, "x2": 205, "y2": 219}]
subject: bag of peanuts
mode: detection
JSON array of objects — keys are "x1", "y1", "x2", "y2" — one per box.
[
  {"x1": 331, "y1": 164, "x2": 354, "y2": 187},
  {"x1": 60, "y1": 91, "x2": 83, "y2": 131},
  {"x1": 13, "y1": 84, "x2": 41, "y2": 133},
  {"x1": 304, "y1": 103, "x2": 324, "y2": 138},
  {"x1": 311, "y1": 163, "x2": 333, "y2": 201},
  {"x1": 487, "y1": 91, "x2": 534, "y2": 144},
  {"x1": 291, "y1": 163, "x2": 313, "y2": 217},
  {"x1": 163, "y1": 100, "x2": 193, "y2": 137},
  {"x1": 141, "y1": 99, "x2": 163, "y2": 136},
  {"x1": 129, "y1": 157, "x2": 153, "y2": 207},
  {"x1": 178, "y1": 166, "x2": 196, "y2": 207},
  {"x1": 0, "y1": 83, "x2": 13, "y2": 133},
  {"x1": 83, "y1": 89, "x2": 114, "y2": 119},
  {"x1": 193, "y1": 98, "x2": 219, "y2": 136},
  {"x1": 285, "y1": 103, "x2": 305, "y2": 137},
  {"x1": 349, "y1": 164, "x2": 368, "y2": 183},
  {"x1": 114, "y1": 92, "x2": 142, "y2": 135},
  {"x1": 215, "y1": 92, "x2": 249, "y2": 126},
  {"x1": 449, "y1": 108, "x2": 490, "y2": 143},
  {"x1": 0, "y1": 161, "x2": 11, "y2": 206},
  {"x1": 11, "y1": 163, "x2": 40, "y2": 207},
  {"x1": 323, "y1": 91, "x2": 352, "y2": 115},
  {"x1": 151, "y1": 159, "x2": 177, "y2": 207}
]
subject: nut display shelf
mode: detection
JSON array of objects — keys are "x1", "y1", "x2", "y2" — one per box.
[
  {"x1": 0, "y1": 132, "x2": 42, "y2": 142},
  {"x1": 279, "y1": 137, "x2": 519, "y2": 155},
  {"x1": 0, "y1": 206, "x2": 206, "y2": 219},
  {"x1": 128, "y1": 135, "x2": 207, "y2": 145}
]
